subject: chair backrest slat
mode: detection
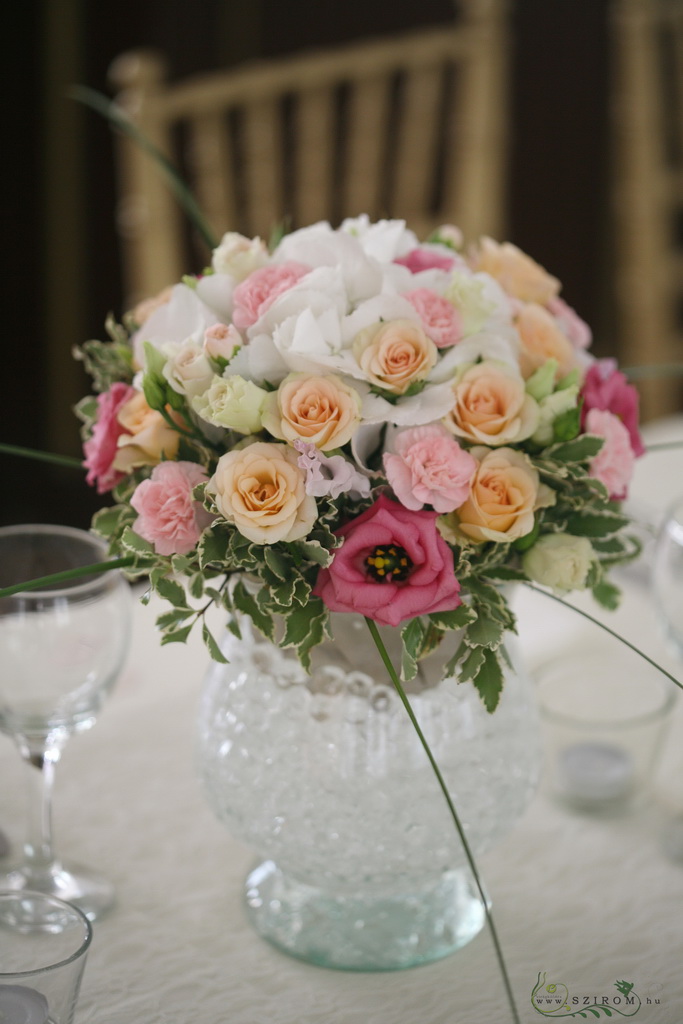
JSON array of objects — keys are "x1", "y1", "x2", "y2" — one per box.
[
  {"x1": 189, "y1": 112, "x2": 236, "y2": 243},
  {"x1": 343, "y1": 76, "x2": 393, "y2": 221},
  {"x1": 295, "y1": 87, "x2": 337, "y2": 226}
]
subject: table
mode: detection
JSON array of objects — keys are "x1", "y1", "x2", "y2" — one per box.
[{"x1": 1, "y1": 420, "x2": 682, "y2": 1024}]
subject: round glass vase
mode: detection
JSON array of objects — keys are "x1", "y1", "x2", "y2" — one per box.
[{"x1": 197, "y1": 612, "x2": 540, "y2": 971}]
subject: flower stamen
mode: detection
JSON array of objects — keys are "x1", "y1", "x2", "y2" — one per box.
[{"x1": 365, "y1": 545, "x2": 413, "y2": 583}]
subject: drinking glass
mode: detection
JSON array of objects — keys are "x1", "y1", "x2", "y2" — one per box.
[
  {"x1": 0, "y1": 524, "x2": 131, "y2": 920},
  {"x1": 0, "y1": 890, "x2": 92, "y2": 1024}
]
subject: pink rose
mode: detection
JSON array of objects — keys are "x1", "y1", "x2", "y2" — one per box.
[
  {"x1": 547, "y1": 296, "x2": 592, "y2": 350},
  {"x1": 82, "y1": 382, "x2": 137, "y2": 494},
  {"x1": 581, "y1": 359, "x2": 645, "y2": 457},
  {"x1": 232, "y1": 261, "x2": 311, "y2": 328},
  {"x1": 131, "y1": 461, "x2": 214, "y2": 556},
  {"x1": 384, "y1": 426, "x2": 476, "y2": 513},
  {"x1": 585, "y1": 408, "x2": 636, "y2": 501},
  {"x1": 405, "y1": 288, "x2": 462, "y2": 348},
  {"x1": 394, "y1": 248, "x2": 456, "y2": 274},
  {"x1": 312, "y1": 494, "x2": 462, "y2": 627}
]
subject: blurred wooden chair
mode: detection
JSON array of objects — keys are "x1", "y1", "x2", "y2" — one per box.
[
  {"x1": 610, "y1": 0, "x2": 683, "y2": 420},
  {"x1": 108, "y1": 1, "x2": 509, "y2": 307}
]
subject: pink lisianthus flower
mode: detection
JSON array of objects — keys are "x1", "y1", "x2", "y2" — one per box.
[
  {"x1": 312, "y1": 494, "x2": 462, "y2": 626},
  {"x1": 585, "y1": 408, "x2": 636, "y2": 501},
  {"x1": 404, "y1": 288, "x2": 463, "y2": 348},
  {"x1": 231, "y1": 261, "x2": 311, "y2": 328},
  {"x1": 293, "y1": 440, "x2": 371, "y2": 500},
  {"x1": 394, "y1": 248, "x2": 457, "y2": 274},
  {"x1": 131, "y1": 461, "x2": 215, "y2": 556},
  {"x1": 546, "y1": 296, "x2": 592, "y2": 350},
  {"x1": 581, "y1": 358, "x2": 645, "y2": 457},
  {"x1": 383, "y1": 426, "x2": 476, "y2": 514},
  {"x1": 82, "y1": 382, "x2": 137, "y2": 494}
]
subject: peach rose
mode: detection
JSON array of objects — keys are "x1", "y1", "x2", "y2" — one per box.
[
  {"x1": 515, "y1": 302, "x2": 579, "y2": 380},
  {"x1": 447, "y1": 446, "x2": 552, "y2": 543},
  {"x1": 262, "y1": 373, "x2": 362, "y2": 451},
  {"x1": 444, "y1": 360, "x2": 539, "y2": 446},
  {"x1": 352, "y1": 318, "x2": 437, "y2": 395},
  {"x1": 112, "y1": 392, "x2": 180, "y2": 473},
  {"x1": 207, "y1": 441, "x2": 317, "y2": 544},
  {"x1": 471, "y1": 238, "x2": 560, "y2": 305}
]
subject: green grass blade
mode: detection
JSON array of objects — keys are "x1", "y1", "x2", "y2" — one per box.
[{"x1": 0, "y1": 442, "x2": 84, "y2": 470}]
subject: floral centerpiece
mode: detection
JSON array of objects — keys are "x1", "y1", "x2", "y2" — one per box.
[{"x1": 76, "y1": 216, "x2": 642, "y2": 712}]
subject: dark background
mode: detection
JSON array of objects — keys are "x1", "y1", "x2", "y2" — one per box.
[{"x1": 2, "y1": 0, "x2": 613, "y2": 529}]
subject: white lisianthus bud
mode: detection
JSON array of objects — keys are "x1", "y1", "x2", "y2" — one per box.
[
  {"x1": 523, "y1": 533, "x2": 594, "y2": 594},
  {"x1": 192, "y1": 374, "x2": 268, "y2": 435},
  {"x1": 203, "y1": 323, "x2": 242, "y2": 363},
  {"x1": 211, "y1": 232, "x2": 269, "y2": 282},
  {"x1": 163, "y1": 339, "x2": 214, "y2": 398}
]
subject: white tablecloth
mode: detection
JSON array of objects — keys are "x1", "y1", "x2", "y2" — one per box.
[{"x1": 1, "y1": 421, "x2": 683, "y2": 1024}]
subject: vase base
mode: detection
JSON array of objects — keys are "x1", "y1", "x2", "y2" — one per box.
[{"x1": 244, "y1": 860, "x2": 486, "y2": 971}]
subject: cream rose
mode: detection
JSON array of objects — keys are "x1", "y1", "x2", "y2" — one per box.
[
  {"x1": 192, "y1": 375, "x2": 268, "y2": 435},
  {"x1": 207, "y1": 441, "x2": 317, "y2": 544},
  {"x1": 471, "y1": 237, "x2": 560, "y2": 305},
  {"x1": 352, "y1": 319, "x2": 437, "y2": 394},
  {"x1": 522, "y1": 533, "x2": 594, "y2": 593},
  {"x1": 163, "y1": 339, "x2": 214, "y2": 398},
  {"x1": 112, "y1": 392, "x2": 180, "y2": 473},
  {"x1": 261, "y1": 373, "x2": 362, "y2": 450},
  {"x1": 447, "y1": 446, "x2": 554, "y2": 543},
  {"x1": 515, "y1": 303, "x2": 579, "y2": 380},
  {"x1": 444, "y1": 360, "x2": 539, "y2": 446}
]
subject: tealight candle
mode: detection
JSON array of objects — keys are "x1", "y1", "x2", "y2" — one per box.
[
  {"x1": 558, "y1": 742, "x2": 635, "y2": 805},
  {"x1": 0, "y1": 985, "x2": 49, "y2": 1024}
]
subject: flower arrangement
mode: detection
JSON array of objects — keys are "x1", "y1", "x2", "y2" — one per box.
[{"x1": 75, "y1": 216, "x2": 643, "y2": 711}]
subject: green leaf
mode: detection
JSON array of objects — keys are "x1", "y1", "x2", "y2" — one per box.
[
  {"x1": 400, "y1": 617, "x2": 427, "y2": 682},
  {"x1": 456, "y1": 644, "x2": 486, "y2": 682},
  {"x1": 202, "y1": 622, "x2": 228, "y2": 663},
  {"x1": 233, "y1": 580, "x2": 275, "y2": 641},
  {"x1": 120, "y1": 526, "x2": 155, "y2": 556},
  {"x1": 565, "y1": 510, "x2": 630, "y2": 538},
  {"x1": 264, "y1": 546, "x2": 290, "y2": 581},
  {"x1": 91, "y1": 505, "x2": 129, "y2": 540},
  {"x1": 473, "y1": 649, "x2": 504, "y2": 713},
  {"x1": 466, "y1": 615, "x2": 504, "y2": 650},
  {"x1": 292, "y1": 538, "x2": 335, "y2": 567},
  {"x1": 226, "y1": 616, "x2": 242, "y2": 640},
  {"x1": 160, "y1": 623, "x2": 194, "y2": 645},
  {"x1": 198, "y1": 527, "x2": 231, "y2": 569},
  {"x1": 281, "y1": 600, "x2": 324, "y2": 648},
  {"x1": 155, "y1": 608, "x2": 193, "y2": 629},
  {"x1": 512, "y1": 519, "x2": 539, "y2": 553},
  {"x1": 296, "y1": 609, "x2": 328, "y2": 672},
  {"x1": 154, "y1": 575, "x2": 191, "y2": 610},
  {"x1": 428, "y1": 605, "x2": 477, "y2": 630},
  {"x1": 188, "y1": 573, "x2": 205, "y2": 600},
  {"x1": 592, "y1": 580, "x2": 621, "y2": 610},
  {"x1": 547, "y1": 435, "x2": 604, "y2": 462}
]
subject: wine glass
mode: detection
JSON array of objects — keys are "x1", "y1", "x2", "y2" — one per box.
[
  {"x1": 0, "y1": 524, "x2": 131, "y2": 920},
  {"x1": 652, "y1": 495, "x2": 683, "y2": 658},
  {"x1": 651, "y1": 495, "x2": 683, "y2": 862}
]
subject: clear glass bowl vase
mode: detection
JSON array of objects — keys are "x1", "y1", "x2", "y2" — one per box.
[{"x1": 197, "y1": 611, "x2": 540, "y2": 971}]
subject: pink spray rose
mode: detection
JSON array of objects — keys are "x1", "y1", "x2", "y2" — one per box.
[
  {"x1": 82, "y1": 382, "x2": 137, "y2": 494},
  {"x1": 131, "y1": 461, "x2": 214, "y2": 556},
  {"x1": 231, "y1": 261, "x2": 311, "y2": 328},
  {"x1": 394, "y1": 248, "x2": 457, "y2": 274},
  {"x1": 405, "y1": 288, "x2": 463, "y2": 348},
  {"x1": 383, "y1": 426, "x2": 476, "y2": 513},
  {"x1": 547, "y1": 296, "x2": 592, "y2": 350},
  {"x1": 581, "y1": 359, "x2": 645, "y2": 457},
  {"x1": 585, "y1": 408, "x2": 636, "y2": 501},
  {"x1": 312, "y1": 494, "x2": 462, "y2": 626}
]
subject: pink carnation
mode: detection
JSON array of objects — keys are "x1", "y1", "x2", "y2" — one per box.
[
  {"x1": 82, "y1": 382, "x2": 137, "y2": 494},
  {"x1": 547, "y1": 296, "x2": 592, "y2": 350},
  {"x1": 313, "y1": 494, "x2": 462, "y2": 627},
  {"x1": 394, "y1": 248, "x2": 456, "y2": 274},
  {"x1": 131, "y1": 461, "x2": 214, "y2": 556},
  {"x1": 232, "y1": 261, "x2": 311, "y2": 328},
  {"x1": 585, "y1": 408, "x2": 636, "y2": 501},
  {"x1": 404, "y1": 288, "x2": 462, "y2": 348},
  {"x1": 581, "y1": 359, "x2": 645, "y2": 457},
  {"x1": 384, "y1": 426, "x2": 476, "y2": 513}
]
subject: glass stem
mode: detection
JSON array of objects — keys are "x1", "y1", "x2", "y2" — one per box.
[{"x1": 16, "y1": 738, "x2": 61, "y2": 875}]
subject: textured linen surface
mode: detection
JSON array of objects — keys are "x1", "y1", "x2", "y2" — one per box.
[{"x1": 0, "y1": 421, "x2": 681, "y2": 1024}]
